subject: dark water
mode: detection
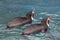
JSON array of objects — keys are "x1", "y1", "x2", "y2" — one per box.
[{"x1": 0, "y1": 0, "x2": 60, "y2": 40}]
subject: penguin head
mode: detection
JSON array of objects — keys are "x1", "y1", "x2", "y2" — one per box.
[
  {"x1": 26, "y1": 9, "x2": 35, "y2": 20},
  {"x1": 41, "y1": 16, "x2": 51, "y2": 27}
]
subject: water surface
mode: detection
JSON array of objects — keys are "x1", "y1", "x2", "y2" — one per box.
[{"x1": 0, "y1": 0, "x2": 60, "y2": 40}]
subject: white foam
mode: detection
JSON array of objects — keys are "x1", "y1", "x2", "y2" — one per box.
[
  {"x1": 46, "y1": 14, "x2": 59, "y2": 17},
  {"x1": 40, "y1": 12, "x2": 48, "y2": 15},
  {"x1": 39, "y1": 12, "x2": 60, "y2": 17},
  {"x1": 46, "y1": 14, "x2": 54, "y2": 16},
  {"x1": 39, "y1": 17, "x2": 43, "y2": 19}
]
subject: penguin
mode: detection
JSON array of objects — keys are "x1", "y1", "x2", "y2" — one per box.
[
  {"x1": 7, "y1": 9, "x2": 35, "y2": 28},
  {"x1": 22, "y1": 16, "x2": 51, "y2": 35}
]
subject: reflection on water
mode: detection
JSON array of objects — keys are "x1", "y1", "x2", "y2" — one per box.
[{"x1": 0, "y1": 0, "x2": 60, "y2": 40}]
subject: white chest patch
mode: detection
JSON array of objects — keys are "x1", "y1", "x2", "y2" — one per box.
[
  {"x1": 46, "y1": 18, "x2": 50, "y2": 27},
  {"x1": 46, "y1": 22, "x2": 49, "y2": 27},
  {"x1": 31, "y1": 17, "x2": 34, "y2": 20}
]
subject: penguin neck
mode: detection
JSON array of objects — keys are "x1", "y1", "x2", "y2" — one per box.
[
  {"x1": 26, "y1": 16, "x2": 34, "y2": 20},
  {"x1": 26, "y1": 13, "x2": 34, "y2": 20},
  {"x1": 31, "y1": 16, "x2": 34, "y2": 20},
  {"x1": 46, "y1": 18, "x2": 50, "y2": 27},
  {"x1": 46, "y1": 20, "x2": 49, "y2": 27},
  {"x1": 41, "y1": 18, "x2": 49, "y2": 27}
]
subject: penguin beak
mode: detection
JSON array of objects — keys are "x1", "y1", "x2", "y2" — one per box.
[
  {"x1": 32, "y1": 10, "x2": 34, "y2": 14},
  {"x1": 48, "y1": 16, "x2": 51, "y2": 21},
  {"x1": 32, "y1": 9, "x2": 35, "y2": 14},
  {"x1": 31, "y1": 9, "x2": 35, "y2": 20}
]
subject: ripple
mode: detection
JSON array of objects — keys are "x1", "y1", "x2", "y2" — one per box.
[
  {"x1": 39, "y1": 12, "x2": 60, "y2": 17},
  {"x1": 39, "y1": 12, "x2": 48, "y2": 15},
  {"x1": 46, "y1": 14, "x2": 59, "y2": 17}
]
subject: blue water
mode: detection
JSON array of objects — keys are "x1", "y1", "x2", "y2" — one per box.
[{"x1": 0, "y1": 0, "x2": 60, "y2": 40}]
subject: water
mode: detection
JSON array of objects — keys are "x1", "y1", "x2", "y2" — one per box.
[{"x1": 0, "y1": 0, "x2": 60, "y2": 40}]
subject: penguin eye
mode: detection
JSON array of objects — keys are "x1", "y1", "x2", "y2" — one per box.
[{"x1": 48, "y1": 20, "x2": 49, "y2": 24}]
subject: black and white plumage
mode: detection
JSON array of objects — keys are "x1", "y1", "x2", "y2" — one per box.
[{"x1": 22, "y1": 16, "x2": 51, "y2": 35}]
